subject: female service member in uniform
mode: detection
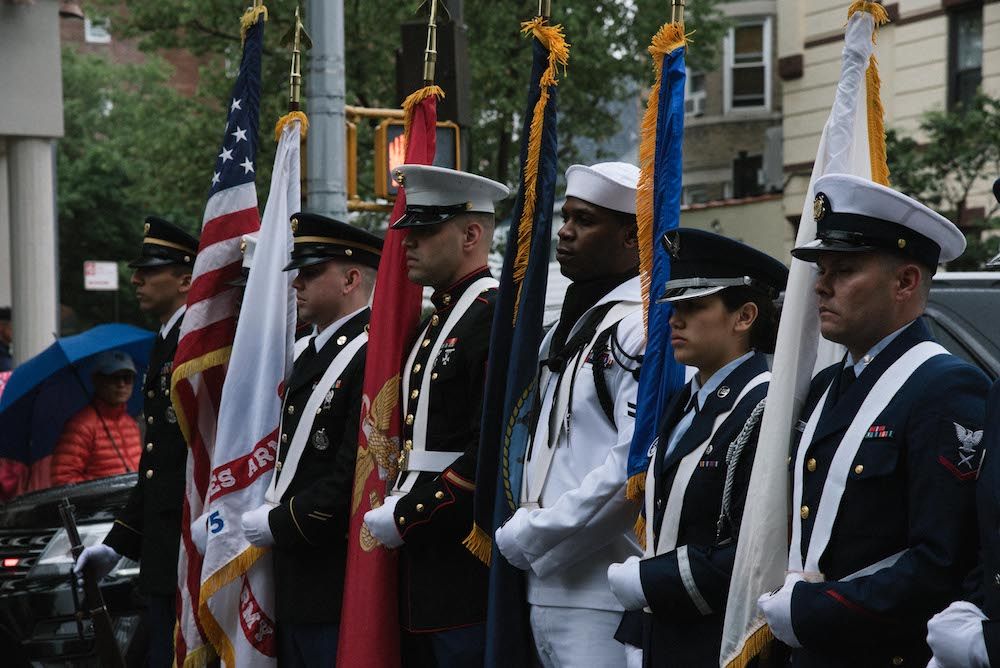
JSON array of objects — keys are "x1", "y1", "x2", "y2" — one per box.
[{"x1": 608, "y1": 228, "x2": 787, "y2": 667}]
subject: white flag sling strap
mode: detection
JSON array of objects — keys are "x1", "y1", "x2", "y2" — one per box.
[
  {"x1": 265, "y1": 332, "x2": 368, "y2": 504},
  {"x1": 788, "y1": 341, "x2": 948, "y2": 576},
  {"x1": 650, "y1": 372, "x2": 771, "y2": 557},
  {"x1": 394, "y1": 276, "x2": 498, "y2": 496},
  {"x1": 520, "y1": 301, "x2": 638, "y2": 509}
]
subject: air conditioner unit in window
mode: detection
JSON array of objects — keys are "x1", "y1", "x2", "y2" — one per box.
[{"x1": 685, "y1": 95, "x2": 705, "y2": 117}]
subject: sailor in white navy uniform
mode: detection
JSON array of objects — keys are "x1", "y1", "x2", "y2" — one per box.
[
  {"x1": 757, "y1": 174, "x2": 989, "y2": 667},
  {"x1": 363, "y1": 165, "x2": 509, "y2": 666},
  {"x1": 490, "y1": 162, "x2": 647, "y2": 667},
  {"x1": 239, "y1": 213, "x2": 382, "y2": 667},
  {"x1": 607, "y1": 229, "x2": 788, "y2": 668}
]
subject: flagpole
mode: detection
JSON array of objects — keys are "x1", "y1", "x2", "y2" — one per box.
[
  {"x1": 538, "y1": 0, "x2": 551, "y2": 20},
  {"x1": 286, "y1": 6, "x2": 310, "y2": 112},
  {"x1": 423, "y1": 0, "x2": 439, "y2": 86},
  {"x1": 671, "y1": 0, "x2": 684, "y2": 26}
]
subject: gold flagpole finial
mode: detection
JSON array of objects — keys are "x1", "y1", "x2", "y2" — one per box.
[
  {"x1": 538, "y1": 0, "x2": 552, "y2": 19},
  {"x1": 281, "y1": 5, "x2": 312, "y2": 110},
  {"x1": 671, "y1": 0, "x2": 685, "y2": 26}
]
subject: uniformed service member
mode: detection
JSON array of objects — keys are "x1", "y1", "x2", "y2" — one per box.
[
  {"x1": 75, "y1": 216, "x2": 198, "y2": 668},
  {"x1": 363, "y1": 164, "x2": 509, "y2": 666},
  {"x1": 758, "y1": 174, "x2": 989, "y2": 666},
  {"x1": 238, "y1": 213, "x2": 382, "y2": 666},
  {"x1": 609, "y1": 229, "x2": 787, "y2": 667},
  {"x1": 490, "y1": 161, "x2": 645, "y2": 666}
]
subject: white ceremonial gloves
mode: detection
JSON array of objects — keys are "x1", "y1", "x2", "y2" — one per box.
[
  {"x1": 926, "y1": 601, "x2": 990, "y2": 668},
  {"x1": 758, "y1": 572, "x2": 805, "y2": 649},
  {"x1": 363, "y1": 495, "x2": 404, "y2": 549},
  {"x1": 494, "y1": 507, "x2": 531, "y2": 570},
  {"x1": 191, "y1": 513, "x2": 210, "y2": 555},
  {"x1": 73, "y1": 543, "x2": 121, "y2": 581},
  {"x1": 241, "y1": 504, "x2": 275, "y2": 548},
  {"x1": 625, "y1": 644, "x2": 643, "y2": 668},
  {"x1": 608, "y1": 556, "x2": 648, "y2": 611}
]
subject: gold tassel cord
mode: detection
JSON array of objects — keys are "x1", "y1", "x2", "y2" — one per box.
[
  {"x1": 274, "y1": 111, "x2": 310, "y2": 143},
  {"x1": 239, "y1": 4, "x2": 269, "y2": 45},
  {"x1": 402, "y1": 85, "x2": 446, "y2": 140},
  {"x1": 626, "y1": 472, "x2": 645, "y2": 505},
  {"x1": 510, "y1": 17, "x2": 570, "y2": 324},
  {"x1": 866, "y1": 57, "x2": 890, "y2": 186},
  {"x1": 846, "y1": 1, "x2": 890, "y2": 30},
  {"x1": 633, "y1": 512, "x2": 647, "y2": 550},
  {"x1": 724, "y1": 622, "x2": 775, "y2": 668},
  {"x1": 635, "y1": 22, "x2": 687, "y2": 337}
]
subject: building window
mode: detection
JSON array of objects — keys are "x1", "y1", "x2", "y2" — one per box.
[
  {"x1": 84, "y1": 16, "x2": 112, "y2": 44},
  {"x1": 949, "y1": 7, "x2": 982, "y2": 109},
  {"x1": 724, "y1": 18, "x2": 772, "y2": 113},
  {"x1": 732, "y1": 151, "x2": 763, "y2": 199},
  {"x1": 685, "y1": 69, "x2": 706, "y2": 117}
]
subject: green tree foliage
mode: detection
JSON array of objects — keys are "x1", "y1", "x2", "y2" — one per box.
[
  {"x1": 886, "y1": 92, "x2": 1000, "y2": 270},
  {"x1": 58, "y1": 47, "x2": 216, "y2": 330}
]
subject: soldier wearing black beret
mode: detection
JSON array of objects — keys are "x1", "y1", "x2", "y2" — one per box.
[{"x1": 76, "y1": 216, "x2": 198, "y2": 668}]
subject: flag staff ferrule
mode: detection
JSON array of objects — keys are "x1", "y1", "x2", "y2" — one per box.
[
  {"x1": 672, "y1": 0, "x2": 685, "y2": 26},
  {"x1": 423, "y1": 0, "x2": 439, "y2": 85},
  {"x1": 538, "y1": 0, "x2": 551, "y2": 20},
  {"x1": 282, "y1": 6, "x2": 312, "y2": 111}
]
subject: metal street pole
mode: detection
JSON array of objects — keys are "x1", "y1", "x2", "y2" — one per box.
[{"x1": 304, "y1": 0, "x2": 347, "y2": 218}]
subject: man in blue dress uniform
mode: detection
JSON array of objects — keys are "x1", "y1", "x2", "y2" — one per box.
[{"x1": 758, "y1": 174, "x2": 989, "y2": 667}]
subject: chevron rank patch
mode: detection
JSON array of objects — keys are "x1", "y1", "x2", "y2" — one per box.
[{"x1": 939, "y1": 421, "x2": 984, "y2": 481}]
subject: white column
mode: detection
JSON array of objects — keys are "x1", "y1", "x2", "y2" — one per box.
[
  {"x1": 0, "y1": 141, "x2": 11, "y2": 308},
  {"x1": 7, "y1": 136, "x2": 58, "y2": 363}
]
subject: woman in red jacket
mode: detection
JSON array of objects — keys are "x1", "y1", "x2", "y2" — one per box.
[{"x1": 49, "y1": 350, "x2": 142, "y2": 487}]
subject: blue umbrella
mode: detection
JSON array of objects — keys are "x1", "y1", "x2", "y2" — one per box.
[{"x1": 0, "y1": 324, "x2": 156, "y2": 464}]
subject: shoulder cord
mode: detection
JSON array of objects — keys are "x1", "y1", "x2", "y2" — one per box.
[{"x1": 715, "y1": 397, "x2": 766, "y2": 544}]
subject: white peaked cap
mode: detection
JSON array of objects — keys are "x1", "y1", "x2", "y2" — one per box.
[
  {"x1": 395, "y1": 165, "x2": 510, "y2": 215},
  {"x1": 564, "y1": 162, "x2": 641, "y2": 215}
]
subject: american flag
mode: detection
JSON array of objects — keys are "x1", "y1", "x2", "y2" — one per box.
[{"x1": 170, "y1": 12, "x2": 264, "y2": 666}]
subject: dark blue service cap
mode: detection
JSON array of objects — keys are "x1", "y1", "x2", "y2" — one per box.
[
  {"x1": 283, "y1": 212, "x2": 383, "y2": 271},
  {"x1": 128, "y1": 217, "x2": 199, "y2": 269},
  {"x1": 657, "y1": 228, "x2": 788, "y2": 303}
]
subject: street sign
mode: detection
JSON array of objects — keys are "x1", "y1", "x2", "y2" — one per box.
[{"x1": 83, "y1": 261, "x2": 119, "y2": 291}]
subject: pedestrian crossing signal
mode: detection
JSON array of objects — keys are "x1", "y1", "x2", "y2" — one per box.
[{"x1": 374, "y1": 120, "x2": 461, "y2": 198}]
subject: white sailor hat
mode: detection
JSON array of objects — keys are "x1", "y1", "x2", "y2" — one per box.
[
  {"x1": 390, "y1": 165, "x2": 510, "y2": 229},
  {"x1": 792, "y1": 174, "x2": 965, "y2": 267},
  {"x1": 564, "y1": 162, "x2": 640, "y2": 215},
  {"x1": 228, "y1": 234, "x2": 258, "y2": 288}
]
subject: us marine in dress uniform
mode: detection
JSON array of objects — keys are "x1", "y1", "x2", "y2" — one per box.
[
  {"x1": 757, "y1": 174, "x2": 989, "y2": 667},
  {"x1": 609, "y1": 229, "x2": 788, "y2": 668},
  {"x1": 75, "y1": 216, "x2": 198, "y2": 668},
  {"x1": 492, "y1": 162, "x2": 647, "y2": 667},
  {"x1": 363, "y1": 165, "x2": 509, "y2": 666},
  {"x1": 237, "y1": 214, "x2": 382, "y2": 667}
]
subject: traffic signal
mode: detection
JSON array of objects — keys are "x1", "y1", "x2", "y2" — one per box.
[{"x1": 373, "y1": 120, "x2": 461, "y2": 198}]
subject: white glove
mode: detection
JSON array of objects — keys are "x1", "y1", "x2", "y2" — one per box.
[
  {"x1": 608, "y1": 556, "x2": 648, "y2": 611},
  {"x1": 363, "y1": 495, "x2": 404, "y2": 549},
  {"x1": 625, "y1": 644, "x2": 643, "y2": 668},
  {"x1": 926, "y1": 601, "x2": 989, "y2": 668},
  {"x1": 241, "y1": 504, "x2": 275, "y2": 548},
  {"x1": 191, "y1": 513, "x2": 210, "y2": 555},
  {"x1": 494, "y1": 508, "x2": 531, "y2": 570},
  {"x1": 757, "y1": 572, "x2": 805, "y2": 648},
  {"x1": 73, "y1": 543, "x2": 121, "y2": 580},
  {"x1": 927, "y1": 660, "x2": 943, "y2": 668}
]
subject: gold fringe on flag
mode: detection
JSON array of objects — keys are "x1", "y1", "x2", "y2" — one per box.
[
  {"x1": 194, "y1": 544, "x2": 269, "y2": 667},
  {"x1": 274, "y1": 111, "x2": 309, "y2": 142},
  {"x1": 510, "y1": 17, "x2": 569, "y2": 324},
  {"x1": 633, "y1": 513, "x2": 647, "y2": 549},
  {"x1": 462, "y1": 523, "x2": 493, "y2": 566},
  {"x1": 846, "y1": 0, "x2": 890, "y2": 27},
  {"x1": 724, "y1": 622, "x2": 775, "y2": 668},
  {"x1": 402, "y1": 85, "x2": 446, "y2": 140},
  {"x1": 628, "y1": 22, "x2": 686, "y2": 502},
  {"x1": 239, "y1": 4, "x2": 269, "y2": 45}
]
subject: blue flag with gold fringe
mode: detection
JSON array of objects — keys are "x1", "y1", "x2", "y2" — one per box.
[
  {"x1": 461, "y1": 17, "x2": 567, "y2": 667},
  {"x1": 625, "y1": 24, "x2": 688, "y2": 518}
]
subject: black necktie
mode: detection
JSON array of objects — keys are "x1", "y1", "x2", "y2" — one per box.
[{"x1": 838, "y1": 365, "x2": 856, "y2": 400}]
